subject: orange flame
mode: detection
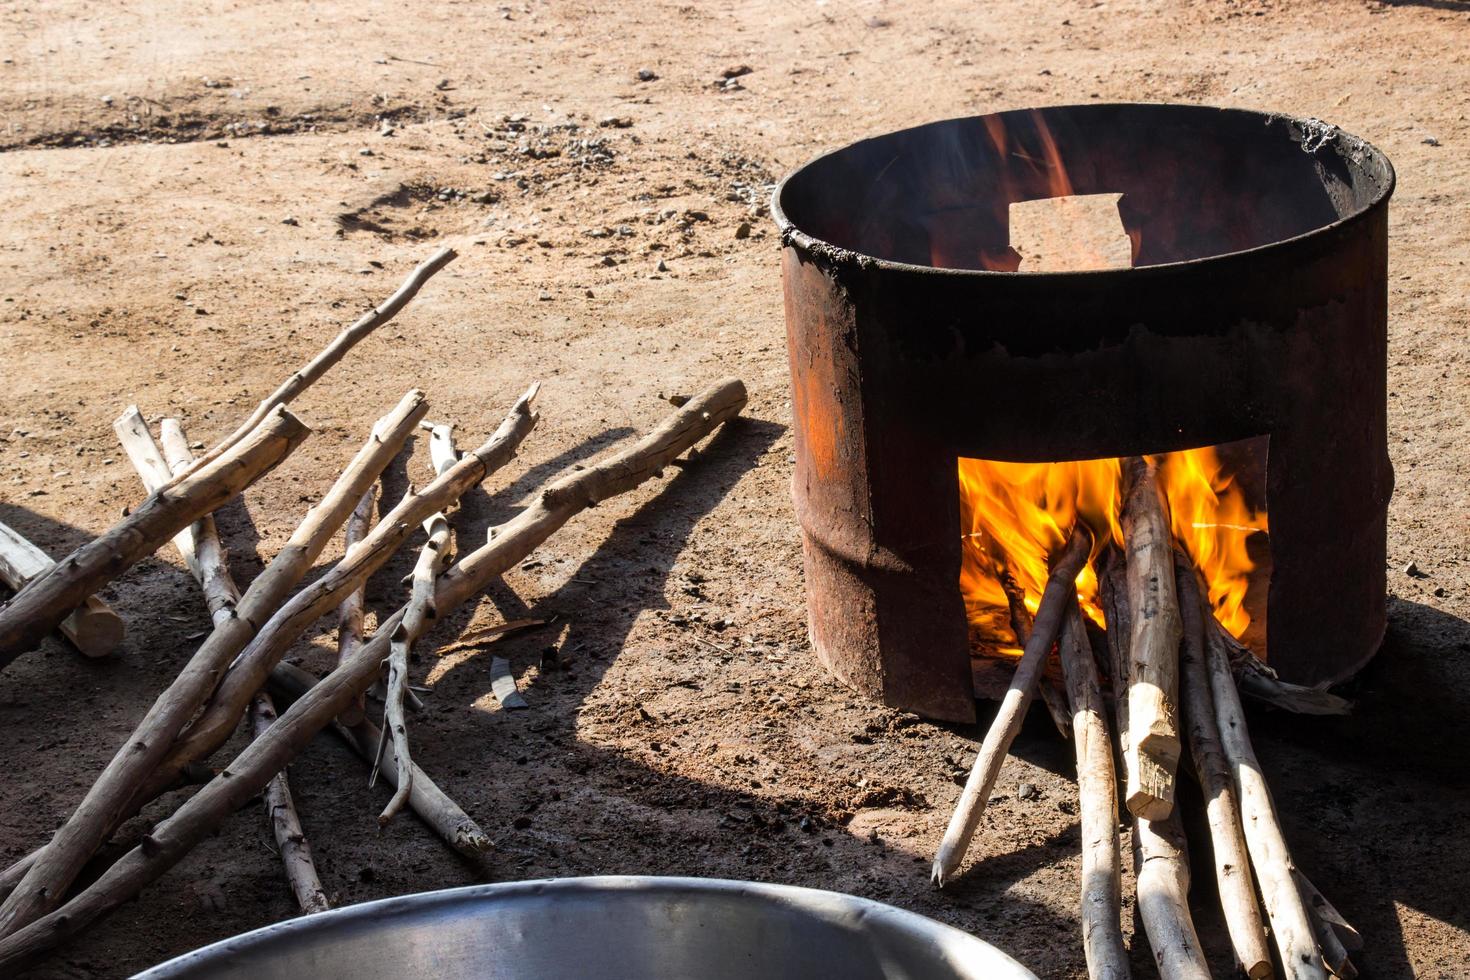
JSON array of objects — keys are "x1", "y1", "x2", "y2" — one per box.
[{"x1": 958, "y1": 449, "x2": 1268, "y2": 654}]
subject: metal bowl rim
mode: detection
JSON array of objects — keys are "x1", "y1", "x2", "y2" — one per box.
[
  {"x1": 134, "y1": 875, "x2": 1038, "y2": 979},
  {"x1": 769, "y1": 101, "x2": 1396, "y2": 280}
]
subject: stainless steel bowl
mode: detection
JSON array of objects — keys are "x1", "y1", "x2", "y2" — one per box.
[{"x1": 135, "y1": 876, "x2": 1037, "y2": 979}]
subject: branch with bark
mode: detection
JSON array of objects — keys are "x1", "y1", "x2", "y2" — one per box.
[{"x1": 932, "y1": 525, "x2": 1093, "y2": 887}]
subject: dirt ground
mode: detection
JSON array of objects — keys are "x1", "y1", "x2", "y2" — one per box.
[{"x1": 1, "y1": 0, "x2": 1467, "y2": 976}]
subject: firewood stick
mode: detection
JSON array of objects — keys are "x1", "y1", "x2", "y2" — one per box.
[
  {"x1": 932, "y1": 524, "x2": 1094, "y2": 887},
  {"x1": 335, "y1": 488, "x2": 375, "y2": 727},
  {"x1": 159, "y1": 420, "x2": 243, "y2": 626},
  {"x1": 152, "y1": 385, "x2": 540, "y2": 799},
  {"x1": 161, "y1": 429, "x2": 326, "y2": 917},
  {"x1": 1056, "y1": 599, "x2": 1129, "y2": 980},
  {"x1": 0, "y1": 395, "x2": 418, "y2": 942},
  {"x1": 376, "y1": 422, "x2": 460, "y2": 825},
  {"x1": 0, "y1": 523, "x2": 124, "y2": 659},
  {"x1": 0, "y1": 377, "x2": 747, "y2": 973},
  {"x1": 1199, "y1": 579, "x2": 1326, "y2": 980},
  {"x1": 1292, "y1": 869, "x2": 1362, "y2": 954},
  {"x1": 0, "y1": 406, "x2": 308, "y2": 668},
  {"x1": 167, "y1": 247, "x2": 456, "y2": 485},
  {"x1": 1209, "y1": 619, "x2": 1352, "y2": 717},
  {"x1": 1175, "y1": 556, "x2": 1272, "y2": 979},
  {"x1": 114, "y1": 409, "x2": 243, "y2": 627},
  {"x1": 268, "y1": 662, "x2": 494, "y2": 862},
  {"x1": 1103, "y1": 554, "x2": 1209, "y2": 980},
  {"x1": 248, "y1": 692, "x2": 331, "y2": 915},
  {"x1": 1305, "y1": 895, "x2": 1357, "y2": 979},
  {"x1": 1003, "y1": 572, "x2": 1070, "y2": 739},
  {"x1": 1120, "y1": 456, "x2": 1183, "y2": 821}
]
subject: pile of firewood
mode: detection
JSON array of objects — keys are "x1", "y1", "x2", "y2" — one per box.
[
  {"x1": 934, "y1": 457, "x2": 1360, "y2": 980},
  {"x1": 0, "y1": 246, "x2": 747, "y2": 972}
]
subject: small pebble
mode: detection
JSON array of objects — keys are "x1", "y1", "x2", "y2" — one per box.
[
  {"x1": 655, "y1": 258, "x2": 669, "y2": 272},
  {"x1": 636, "y1": 68, "x2": 658, "y2": 82},
  {"x1": 1423, "y1": 136, "x2": 1441, "y2": 147},
  {"x1": 734, "y1": 222, "x2": 751, "y2": 240},
  {"x1": 1018, "y1": 781, "x2": 1041, "y2": 801}
]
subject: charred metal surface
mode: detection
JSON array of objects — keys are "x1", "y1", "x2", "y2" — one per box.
[{"x1": 775, "y1": 104, "x2": 1394, "y2": 720}]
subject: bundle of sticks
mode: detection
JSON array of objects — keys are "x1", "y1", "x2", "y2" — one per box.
[
  {"x1": 0, "y1": 247, "x2": 748, "y2": 973},
  {"x1": 934, "y1": 457, "x2": 1361, "y2": 980}
]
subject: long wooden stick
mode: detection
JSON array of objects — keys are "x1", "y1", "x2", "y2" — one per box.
[
  {"x1": 159, "y1": 420, "x2": 243, "y2": 626},
  {"x1": 0, "y1": 377, "x2": 747, "y2": 973},
  {"x1": 1200, "y1": 580, "x2": 1326, "y2": 980},
  {"x1": 248, "y1": 693, "x2": 331, "y2": 915},
  {"x1": 1057, "y1": 598, "x2": 1129, "y2": 980},
  {"x1": 0, "y1": 395, "x2": 417, "y2": 941},
  {"x1": 1120, "y1": 456, "x2": 1183, "y2": 821},
  {"x1": 1003, "y1": 572, "x2": 1070, "y2": 739},
  {"x1": 377, "y1": 424, "x2": 460, "y2": 825},
  {"x1": 932, "y1": 525, "x2": 1094, "y2": 887},
  {"x1": 1103, "y1": 554, "x2": 1208, "y2": 980},
  {"x1": 0, "y1": 406, "x2": 308, "y2": 668},
  {"x1": 1176, "y1": 555, "x2": 1272, "y2": 979},
  {"x1": 1293, "y1": 869, "x2": 1362, "y2": 954},
  {"x1": 269, "y1": 662, "x2": 494, "y2": 862},
  {"x1": 335, "y1": 488, "x2": 376, "y2": 727},
  {"x1": 167, "y1": 247, "x2": 456, "y2": 486},
  {"x1": 0, "y1": 523, "x2": 123, "y2": 659},
  {"x1": 114, "y1": 408, "x2": 244, "y2": 628},
  {"x1": 150, "y1": 385, "x2": 541, "y2": 798},
  {"x1": 160, "y1": 425, "x2": 328, "y2": 916}
]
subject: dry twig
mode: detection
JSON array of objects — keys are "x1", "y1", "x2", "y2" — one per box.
[
  {"x1": 932, "y1": 525, "x2": 1093, "y2": 887},
  {"x1": 249, "y1": 693, "x2": 331, "y2": 915}
]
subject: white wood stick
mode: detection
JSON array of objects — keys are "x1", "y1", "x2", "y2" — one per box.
[
  {"x1": 159, "y1": 419, "x2": 243, "y2": 626},
  {"x1": 932, "y1": 525, "x2": 1093, "y2": 886},
  {"x1": 1176, "y1": 556, "x2": 1272, "y2": 979},
  {"x1": 0, "y1": 523, "x2": 123, "y2": 659},
  {"x1": 248, "y1": 693, "x2": 331, "y2": 915},
  {"x1": 335, "y1": 488, "x2": 376, "y2": 727},
  {"x1": 376, "y1": 423, "x2": 460, "y2": 825},
  {"x1": 1202, "y1": 583, "x2": 1327, "y2": 979},
  {"x1": 1057, "y1": 599, "x2": 1130, "y2": 980},
  {"x1": 1120, "y1": 456, "x2": 1183, "y2": 820}
]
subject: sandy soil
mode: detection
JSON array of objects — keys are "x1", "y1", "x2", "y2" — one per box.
[{"x1": 1, "y1": 0, "x2": 1467, "y2": 976}]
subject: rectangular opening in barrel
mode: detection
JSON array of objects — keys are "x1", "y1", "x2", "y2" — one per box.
[{"x1": 957, "y1": 437, "x2": 1271, "y2": 696}]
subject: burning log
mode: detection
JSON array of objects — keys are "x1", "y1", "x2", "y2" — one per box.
[
  {"x1": 0, "y1": 377, "x2": 747, "y2": 973},
  {"x1": 0, "y1": 405, "x2": 309, "y2": 668},
  {"x1": 248, "y1": 693, "x2": 331, "y2": 916},
  {"x1": 1119, "y1": 456, "x2": 1183, "y2": 821},
  {"x1": 1055, "y1": 599, "x2": 1128, "y2": 980},
  {"x1": 1175, "y1": 555, "x2": 1272, "y2": 980},
  {"x1": 1102, "y1": 553, "x2": 1209, "y2": 980},
  {"x1": 932, "y1": 524, "x2": 1093, "y2": 887},
  {"x1": 1002, "y1": 572, "x2": 1070, "y2": 739},
  {"x1": 0, "y1": 393, "x2": 423, "y2": 942},
  {"x1": 376, "y1": 421, "x2": 464, "y2": 826},
  {"x1": 269, "y1": 662, "x2": 494, "y2": 864},
  {"x1": 335, "y1": 488, "x2": 376, "y2": 728},
  {"x1": 1199, "y1": 580, "x2": 1327, "y2": 980},
  {"x1": 0, "y1": 523, "x2": 123, "y2": 660}
]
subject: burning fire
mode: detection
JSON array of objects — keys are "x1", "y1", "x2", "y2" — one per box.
[{"x1": 958, "y1": 449, "x2": 1268, "y2": 655}]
